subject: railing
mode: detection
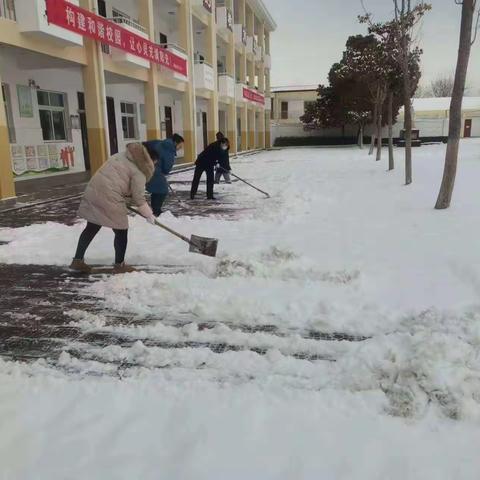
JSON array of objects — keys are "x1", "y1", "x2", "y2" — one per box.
[
  {"x1": 107, "y1": 16, "x2": 147, "y2": 34},
  {"x1": 158, "y1": 43, "x2": 187, "y2": 55},
  {"x1": 0, "y1": 0, "x2": 15, "y2": 20},
  {"x1": 194, "y1": 59, "x2": 213, "y2": 68}
]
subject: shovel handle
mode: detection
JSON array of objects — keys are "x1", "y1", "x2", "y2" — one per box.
[
  {"x1": 217, "y1": 167, "x2": 270, "y2": 198},
  {"x1": 127, "y1": 205, "x2": 191, "y2": 244}
]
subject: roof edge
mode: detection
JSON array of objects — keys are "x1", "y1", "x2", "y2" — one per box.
[{"x1": 250, "y1": 0, "x2": 277, "y2": 31}]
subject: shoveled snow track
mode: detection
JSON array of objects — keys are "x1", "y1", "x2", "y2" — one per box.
[{"x1": 0, "y1": 263, "x2": 368, "y2": 382}]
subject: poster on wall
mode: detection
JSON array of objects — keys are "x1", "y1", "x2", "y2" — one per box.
[
  {"x1": 10, "y1": 143, "x2": 73, "y2": 177},
  {"x1": 16, "y1": 85, "x2": 33, "y2": 118}
]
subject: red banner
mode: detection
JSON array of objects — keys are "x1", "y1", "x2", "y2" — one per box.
[
  {"x1": 45, "y1": 0, "x2": 188, "y2": 77},
  {"x1": 243, "y1": 87, "x2": 265, "y2": 105}
]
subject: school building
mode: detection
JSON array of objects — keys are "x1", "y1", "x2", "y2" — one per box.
[{"x1": 0, "y1": 0, "x2": 275, "y2": 200}]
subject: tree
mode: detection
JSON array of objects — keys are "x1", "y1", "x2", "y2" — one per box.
[
  {"x1": 361, "y1": 1, "x2": 431, "y2": 184},
  {"x1": 435, "y1": 0, "x2": 478, "y2": 209},
  {"x1": 430, "y1": 75, "x2": 455, "y2": 97},
  {"x1": 300, "y1": 59, "x2": 374, "y2": 145},
  {"x1": 339, "y1": 35, "x2": 389, "y2": 161}
]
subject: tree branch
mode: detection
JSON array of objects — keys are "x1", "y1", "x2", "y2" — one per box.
[{"x1": 471, "y1": 1, "x2": 479, "y2": 44}]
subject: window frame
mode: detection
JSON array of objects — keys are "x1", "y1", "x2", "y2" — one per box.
[
  {"x1": 120, "y1": 101, "x2": 138, "y2": 140},
  {"x1": 37, "y1": 89, "x2": 69, "y2": 142},
  {"x1": 2, "y1": 83, "x2": 16, "y2": 143}
]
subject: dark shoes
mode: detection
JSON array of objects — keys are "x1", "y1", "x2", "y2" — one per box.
[
  {"x1": 70, "y1": 259, "x2": 92, "y2": 274},
  {"x1": 114, "y1": 262, "x2": 137, "y2": 274}
]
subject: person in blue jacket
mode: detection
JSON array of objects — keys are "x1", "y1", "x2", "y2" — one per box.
[{"x1": 144, "y1": 134, "x2": 184, "y2": 216}]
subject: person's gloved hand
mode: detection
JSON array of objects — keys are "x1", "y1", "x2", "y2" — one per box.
[{"x1": 136, "y1": 202, "x2": 154, "y2": 220}]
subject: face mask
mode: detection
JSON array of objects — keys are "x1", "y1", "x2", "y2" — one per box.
[{"x1": 221, "y1": 145, "x2": 228, "y2": 151}]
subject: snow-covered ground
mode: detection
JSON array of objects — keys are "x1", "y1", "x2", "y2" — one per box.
[{"x1": 1, "y1": 141, "x2": 480, "y2": 479}]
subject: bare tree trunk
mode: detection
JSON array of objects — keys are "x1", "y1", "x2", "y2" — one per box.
[
  {"x1": 435, "y1": 0, "x2": 475, "y2": 209},
  {"x1": 402, "y1": 40, "x2": 413, "y2": 184},
  {"x1": 388, "y1": 90, "x2": 394, "y2": 171},
  {"x1": 358, "y1": 124, "x2": 364, "y2": 148},
  {"x1": 376, "y1": 88, "x2": 383, "y2": 161},
  {"x1": 369, "y1": 92, "x2": 379, "y2": 155}
]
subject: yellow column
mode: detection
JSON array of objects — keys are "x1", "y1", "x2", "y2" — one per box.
[
  {"x1": 265, "y1": 30, "x2": 272, "y2": 148},
  {"x1": 80, "y1": 0, "x2": 108, "y2": 172},
  {"x1": 226, "y1": 22, "x2": 237, "y2": 154},
  {"x1": 238, "y1": 0, "x2": 248, "y2": 151},
  {"x1": 139, "y1": 0, "x2": 161, "y2": 140},
  {"x1": 0, "y1": 74, "x2": 15, "y2": 199},
  {"x1": 178, "y1": 0, "x2": 196, "y2": 162},
  {"x1": 246, "y1": 6, "x2": 255, "y2": 150},
  {"x1": 241, "y1": 104, "x2": 248, "y2": 151},
  {"x1": 248, "y1": 106, "x2": 255, "y2": 149},
  {"x1": 257, "y1": 23, "x2": 265, "y2": 149},
  {"x1": 206, "y1": 0, "x2": 219, "y2": 144}
]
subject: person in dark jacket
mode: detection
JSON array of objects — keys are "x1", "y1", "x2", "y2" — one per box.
[
  {"x1": 214, "y1": 132, "x2": 232, "y2": 184},
  {"x1": 144, "y1": 134, "x2": 184, "y2": 216},
  {"x1": 190, "y1": 138, "x2": 229, "y2": 200}
]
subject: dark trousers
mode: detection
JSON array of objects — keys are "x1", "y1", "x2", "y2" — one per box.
[
  {"x1": 190, "y1": 164, "x2": 214, "y2": 199},
  {"x1": 150, "y1": 193, "x2": 167, "y2": 217},
  {"x1": 74, "y1": 222, "x2": 128, "y2": 264}
]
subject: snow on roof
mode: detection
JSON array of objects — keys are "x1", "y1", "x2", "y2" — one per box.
[
  {"x1": 271, "y1": 85, "x2": 318, "y2": 93},
  {"x1": 410, "y1": 97, "x2": 480, "y2": 111}
]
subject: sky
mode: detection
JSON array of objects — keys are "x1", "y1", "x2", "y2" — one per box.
[{"x1": 263, "y1": 0, "x2": 480, "y2": 95}]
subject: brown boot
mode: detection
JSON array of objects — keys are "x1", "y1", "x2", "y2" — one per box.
[
  {"x1": 70, "y1": 259, "x2": 92, "y2": 274},
  {"x1": 113, "y1": 262, "x2": 137, "y2": 274}
]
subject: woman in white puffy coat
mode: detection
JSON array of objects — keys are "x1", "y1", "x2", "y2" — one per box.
[{"x1": 70, "y1": 143, "x2": 156, "y2": 274}]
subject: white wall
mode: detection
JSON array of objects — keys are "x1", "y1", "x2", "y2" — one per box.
[
  {"x1": 470, "y1": 117, "x2": 480, "y2": 137},
  {"x1": 0, "y1": 47, "x2": 86, "y2": 179},
  {"x1": 196, "y1": 97, "x2": 208, "y2": 153},
  {"x1": 105, "y1": 82, "x2": 147, "y2": 153},
  {"x1": 286, "y1": 100, "x2": 305, "y2": 120},
  {"x1": 153, "y1": 8, "x2": 180, "y2": 45},
  {"x1": 105, "y1": 0, "x2": 139, "y2": 21}
]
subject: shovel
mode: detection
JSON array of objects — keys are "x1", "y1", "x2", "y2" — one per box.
[
  {"x1": 167, "y1": 182, "x2": 190, "y2": 209},
  {"x1": 127, "y1": 206, "x2": 218, "y2": 258},
  {"x1": 217, "y1": 167, "x2": 270, "y2": 198}
]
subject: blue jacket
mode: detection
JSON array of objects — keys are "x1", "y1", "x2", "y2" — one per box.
[{"x1": 145, "y1": 139, "x2": 176, "y2": 194}]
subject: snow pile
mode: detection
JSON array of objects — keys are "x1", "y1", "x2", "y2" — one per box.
[{"x1": 2, "y1": 140, "x2": 480, "y2": 477}]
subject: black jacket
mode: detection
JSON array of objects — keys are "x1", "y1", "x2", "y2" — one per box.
[{"x1": 196, "y1": 141, "x2": 224, "y2": 169}]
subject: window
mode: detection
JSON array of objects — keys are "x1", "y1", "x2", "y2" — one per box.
[
  {"x1": 281, "y1": 101, "x2": 288, "y2": 120},
  {"x1": 270, "y1": 97, "x2": 274, "y2": 120},
  {"x1": 121, "y1": 102, "x2": 138, "y2": 139},
  {"x1": 159, "y1": 32, "x2": 168, "y2": 45},
  {"x1": 2, "y1": 84, "x2": 15, "y2": 143},
  {"x1": 37, "y1": 90, "x2": 68, "y2": 141}
]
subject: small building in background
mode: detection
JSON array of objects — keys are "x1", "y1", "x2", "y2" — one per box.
[
  {"x1": 398, "y1": 97, "x2": 480, "y2": 140},
  {"x1": 271, "y1": 85, "x2": 480, "y2": 146}
]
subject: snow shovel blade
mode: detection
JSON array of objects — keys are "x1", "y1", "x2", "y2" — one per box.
[{"x1": 189, "y1": 234, "x2": 218, "y2": 257}]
